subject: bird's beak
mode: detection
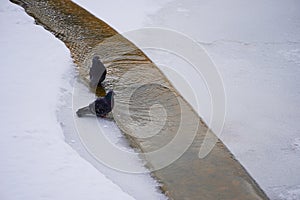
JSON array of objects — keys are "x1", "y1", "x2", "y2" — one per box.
[{"x1": 76, "y1": 106, "x2": 94, "y2": 117}]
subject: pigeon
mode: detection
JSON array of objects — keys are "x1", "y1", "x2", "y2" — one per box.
[
  {"x1": 89, "y1": 56, "x2": 107, "y2": 88},
  {"x1": 76, "y1": 90, "x2": 115, "y2": 118}
]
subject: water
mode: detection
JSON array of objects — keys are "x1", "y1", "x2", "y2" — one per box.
[{"x1": 11, "y1": 0, "x2": 270, "y2": 199}]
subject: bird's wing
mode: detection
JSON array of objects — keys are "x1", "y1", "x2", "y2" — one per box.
[
  {"x1": 90, "y1": 59, "x2": 106, "y2": 78},
  {"x1": 95, "y1": 98, "x2": 111, "y2": 116}
]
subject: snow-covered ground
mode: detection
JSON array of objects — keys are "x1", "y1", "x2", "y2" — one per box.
[
  {"x1": 1, "y1": 0, "x2": 300, "y2": 199},
  {"x1": 0, "y1": 0, "x2": 167, "y2": 199},
  {"x1": 73, "y1": 0, "x2": 300, "y2": 199}
]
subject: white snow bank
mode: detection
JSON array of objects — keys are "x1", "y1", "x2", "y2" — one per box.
[{"x1": 0, "y1": 1, "x2": 135, "y2": 199}]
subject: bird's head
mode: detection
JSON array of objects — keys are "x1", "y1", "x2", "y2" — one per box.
[
  {"x1": 106, "y1": 90, "x2": 116, "y2": 98},
  {"x1": 93, "y1": 56, "x2": 100, "y2": 61}
]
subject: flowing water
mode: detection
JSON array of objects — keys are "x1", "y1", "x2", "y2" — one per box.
[{"x1": 11, "y1": 0, "x2": 270, "y2": 199}]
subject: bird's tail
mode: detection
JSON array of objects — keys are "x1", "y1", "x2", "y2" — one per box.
[{"x1": 76, "y1": 106, "x2": 93, "y2": 117}]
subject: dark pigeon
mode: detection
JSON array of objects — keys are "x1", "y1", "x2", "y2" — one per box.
[
  {"x1": 76, "y1": 90, "x2": 115, "y2": 118},
  {"x1": 89, "y1": 56, "x2": 107, "y2": 88}
]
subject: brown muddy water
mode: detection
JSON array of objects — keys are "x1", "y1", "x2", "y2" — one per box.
[{"x1": 10, "y1": 0, "x2": 270, "y2": 199}]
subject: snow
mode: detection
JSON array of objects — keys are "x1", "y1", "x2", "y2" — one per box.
[
  {"x1": 72, "y1": 0, "x2": 300, "y2": 199},
  {"x1": 71, "y1": 0, "x2": 172, "y2": 33},
  {"x1": 1, "y1": 0, "x2": 300, "y2": 199},
  {"x1": 0, "y1": 1, "x2": 140, "y2": 199}
]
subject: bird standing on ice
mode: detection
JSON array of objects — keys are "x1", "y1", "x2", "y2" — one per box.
[{"x1": 76, "y1": 90, "x2": 115, "y2": 118}]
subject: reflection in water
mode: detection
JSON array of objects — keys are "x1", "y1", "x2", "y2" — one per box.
[
  {"x1": 95, "y1": 85, "x2": 106, "y2": 97},
  {"x1": 10, "y1": 0, "x2": 270, "y2": 199}
]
